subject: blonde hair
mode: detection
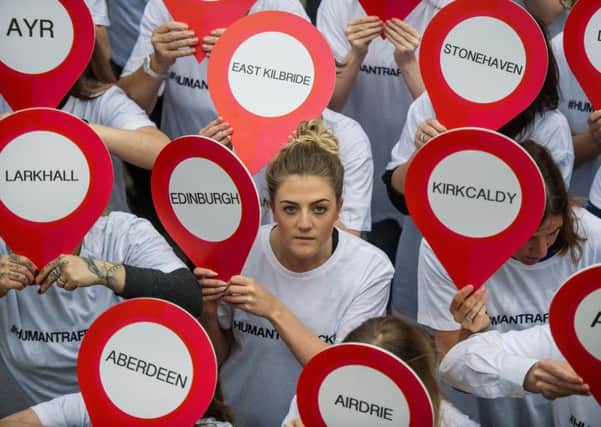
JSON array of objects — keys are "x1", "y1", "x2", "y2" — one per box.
[{"x1": 266, "y1": 119, "x2": 343, "y2": 202}]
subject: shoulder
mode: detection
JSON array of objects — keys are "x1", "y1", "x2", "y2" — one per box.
[{"x1": 338, "y1": 230, "x2": 394, "y2": 275}]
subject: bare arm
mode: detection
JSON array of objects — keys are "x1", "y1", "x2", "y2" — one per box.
[
  {"x1": 0, "y1": 409, "x2": 42, "y2": 426},
  {"x1": 524, "y1": 0, "x2": 566, "y2": 27},
  {"x1": 384, "y1": 18, "x2": 423, "y2": 98}
]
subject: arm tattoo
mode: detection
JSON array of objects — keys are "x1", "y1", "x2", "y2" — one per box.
[{"x1": 85, "y1": 257, "x2": 123, "y2": 289}]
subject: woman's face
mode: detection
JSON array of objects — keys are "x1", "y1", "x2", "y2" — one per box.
[
  {"x1": 271, "y1": 174, "x2": 341, "y2": 270},
  {"x1": 512, "y1": 214, "x2": 563, "y2": 265}
]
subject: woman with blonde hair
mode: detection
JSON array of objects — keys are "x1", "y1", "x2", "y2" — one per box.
[{"x1": 196, "y1": 119, "x2": 393, "y2": 427}]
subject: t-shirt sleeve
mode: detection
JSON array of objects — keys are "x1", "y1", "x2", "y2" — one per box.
[
  {"x1": 316, "y1": 0, "x2": 353, "y2": 62},
  {"x1": 417, "y1": 239, "x2": 460, "y2": 331},
  {"x1": 217, "y1": 302, "x2": 234, "y2": 330},
  {"x1": 335, "y1": 249, "x2": 393, "y2": 342},
  {"x1": 99, "y1": 86, "x2": 155, "y2": 130},
  {"x1": 85, "y1": 0, "x2": 109, "y2": 26},
  {"x1": 338, "y1": 120, "x2": 373, "y2": 231},
  {"x1": 32, "y1": 392, "x2": 91, "y2": 427}
]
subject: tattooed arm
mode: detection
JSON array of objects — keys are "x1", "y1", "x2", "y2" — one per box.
[{"x1": 0, "y1": 254, "x2": 37, "y2": 297}]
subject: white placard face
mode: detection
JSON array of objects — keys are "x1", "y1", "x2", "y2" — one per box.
[
  {"x1": 584, "y1": 9, "x2": 601, "y2": 74},
  {"x1": 574, "y1": 289, "x2": 601, "y2": 360},
  {"x1": 99, "y1": 322, "x2": 194, "y2": 419},
  {"x1": 228, "y1": 31, "x2": 314, "y2": 117},
  {"x1": 428, "y1": 150, "x2": 521, "y2": 238},
  {"x1": 440, "y1": 17, "x2": 526, "y2": 103},
  {"x1": 0, "y1": 0, "x2": 74, "y2": 74},
  {"x1": 169, "y1": 158, "x2": 242, "y2": 242},
  {"x1": 317, "y1": 365, "x2": 409, "y2": 426},
  {"x1": 0, "y1": 131, "x2": 90, "y2": 222}
]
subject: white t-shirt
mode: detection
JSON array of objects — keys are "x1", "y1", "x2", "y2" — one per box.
[
  {"x1": 32, "y1": 392, "x2": 233, "y2": 427},
  {"x1": 122, "y1": 0, "x2": 309, "y2": 140},
  {"x1": 589, "y1": 166, "x2": 601, "y2": 209},
  {"x1": 255, "y1": 108, "x2": 373, "y2": 232},
  {"x1": 217, "y1": 225, "x2": 393, "y2": 427},
  {"x1": 317, "y1": 0, "x2": 452, "y2": 223},
  {"x1": 418, "y1": 208, "x2": 601, "y2": 426},
  {"x1": 0, "y1": 86, "x2": 156, "y2": 213},
  {"x1": 281, "y1": 395, "x2": 479, "y2": 427},
  {"x1": 552, "y1": 33, "x2": 599, "y2": 198},
  {"x1": 0, "y1": 212, "x2": 185, "y2": 413},
  {"x1": 85, "y1": 0, "x2": 110, "y2": 26},
  {"x1": 440, "y1": 325, "x2": 601, "y2": 427},
  {"x1": 385, "y1": 90, "x2": 574, "y2": 319}
]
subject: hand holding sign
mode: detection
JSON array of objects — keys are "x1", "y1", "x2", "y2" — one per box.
[
  {"x1": 208, "y1": 11, "x2": 335, "y2": 174},
  {"x1": 0, "y1": 0, "x2": 94, "y2": 110},
  {"x1": 152, "y1": 136, "x2": 260, "y2": 280},
  {"x1": 550, "y1": 264, "x2": 601, "y2": 404},
  {"x1": 78, "y1": 298, "x2": 218, "y2": 426},
  {"x1": 419, "y1": 0, "x2": 548, "y2": 129},
  {"x1": 0, "y1": 108, "x2": 112, "y2": 268},
  {"x1": 563, "y1": 0, "x2": 601, "y2": 109},
  {"x1": 405, "y1": 128, "x2": 546, "y2": 290},
  {"x1": 297, "y1": 343, "x2": 434, "y2": 427}
]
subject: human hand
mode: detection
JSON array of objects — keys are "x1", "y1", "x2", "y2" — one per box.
[
  {"x1": 414, "y1": 119, "x2": 446, "y2": 149},
  {"x1": 345, "y1": 16, "x2": 384, "y2": 56},
  {"x1": 223, "y1": 275, "x2": 279, "y2": 319},
  {"x1": 150, "y1": 21, "x2": 198, "y2": 74},
  {"x1": 449, "y1": 285, "x2": 490, "y2": 333},
  {"x1": 199, "y1": 117, "x2": 233, "y2": 147},
  {"x1": 284, "y1": 418, "x2": 305, "y2": 427},
  {"x1": 201, "y1": 28, "x2": 226, "y2": 57},
  {"x1": 524, "y1": 359, "x2": 590, "y2": 400},
  {"x1": 194, "y1": 267, "x2": 227, "y2": 316},
  {"x1": 0, "y1": 254, "x2": 37, "y2": 297},
  {"x1": 35, "y1": 255, "x2": 123, "y2": 294},
  {"x1": 383, "y1": 18, "x2": 420, "y2": 71}
]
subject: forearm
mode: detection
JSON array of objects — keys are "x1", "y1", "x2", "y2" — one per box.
[
  {"x1": 399, "y1": 59, "x2": 424, "y2": 99},
  {"x1": 268, "y1": 301, "x2": 328, "y2": 366},
  {"x1": 524, "y1": 0, "x2": 565, "y2": 27},
  {"x1": 390, "y1": 162, "x2": 410, "y2": 195},
  {"x1": 573, "y1": 133, "x2": 601, "y2": 167},
  {"x1": 200, "y1": 312, "x2": 233, "y2": 365},
  {"x1": 329, "y1": 50, "x2": 367, "y2": 112},
  {"x1": 120, "y1": 266, "x2": 202, "y2": 317},
  {"x1": 90, "y1": 124, "x2": 169, "y2": 169},
  {"x1": 117, "y1": 65, "x2": 165, "y2": 114}
]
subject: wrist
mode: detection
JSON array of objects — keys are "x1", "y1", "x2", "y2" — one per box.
[{"x1": 144, "y1": 53, "x2": 170, "y2": 79}]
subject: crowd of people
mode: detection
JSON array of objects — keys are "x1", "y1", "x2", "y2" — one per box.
[{"x1": 0, "y1": 0, "x2": 599, "y2": 426}]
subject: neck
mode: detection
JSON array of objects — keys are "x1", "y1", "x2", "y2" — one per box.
[{"x1": 269, "y1": 227, "x2": 333, "y2": 273}]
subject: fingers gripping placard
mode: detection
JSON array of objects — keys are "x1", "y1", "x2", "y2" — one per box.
[
  {"x1": 564, "y1": 0, "x2": 601, "y2": 109},
  {"x1": 163, "y1": 0, "x2": 255, "y2": 63},
  {"x1": 152, "y1": 136, "x2": 260, "y2": 279},
  {"x1": 405, "y1": 128, "x2": 545, "y2": 290},
  {"x1": 419, "y1": 0, "x2": 548, "y2": 129},
  {"x1": 0, "y1": 108, "x2": 112, "y2": 267},
  {"x1": 358, "y1": 0, "x2": 421, "y2": 21},
  {"x1": 0, "y1": 0, "x2": 95, "y2": 110},
  {"x1": 208, "y1": 11, "x2": 335, "y2": 174},
  {"x1": 297, "y1": 344, "x2": 434, "y2": 427},
  {"x1": 78, "y1": 298, "x2": 218, "y2": 426},
  {"x1": 550, "y1": 265, "x2": 601, "y2": 404}
]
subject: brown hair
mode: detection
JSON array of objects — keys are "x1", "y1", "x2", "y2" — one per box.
[
  {"x1": 344, "y1": 316, "x2": 442, "y2": 426},
  {"x1": 520, "y1": 140, "x2": 584, "y2": 262},
  {"x1": 200, "y1": 383, "x2": 235, "y2": 425},
  {"x1": 265, "y1": 119, "x2": 343, "y2": 202}
]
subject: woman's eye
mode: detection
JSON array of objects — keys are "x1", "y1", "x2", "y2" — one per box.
[
  {"x1": 313, "y1": 206, "x2": 327, "y2": 214},
  {"x1": 283, "y1": 206, "x2": 296, "y2": 214}
]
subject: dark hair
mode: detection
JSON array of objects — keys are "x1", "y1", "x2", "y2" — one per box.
[
  {"x1": 499, "y1": 21, "x2": 559, "y2": 139},
  {"x1": 520, "y1": 140, "x2": 584, "y2": 262},
  {"x1": 199, "y1": 383, "x2": 235, "y2": 425},
  {"x1": 344, "y1": 316, "x2": 441, "y2": 426}
]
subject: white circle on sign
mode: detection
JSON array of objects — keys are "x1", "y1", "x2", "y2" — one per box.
[
  {"x1": 574, "y1": 288, "x2": 601, "y2": 360},
  {"x1": 428, "y1": 150, "x2": 521, "y2": 238},
  {"x1": 0, "y1": 0, "x2": 74, "y2": 74},
  {"x1": 99, "y1": 322, "x2": 194, "y2": 419},
  {"x1": 440, "y1": 17, "x2": 526, "y2": 103},
  {"x1": 584, "y1": 9, "x2": 601, "y2": 74},
  {"x1": 318, "y1": 365, "x2": 408, "y2": 426},
  {"x1": 169, "y1": 158, "x2": 242, "y2": 242},
  {"x1": 228, "y1": 31, "x2": 314, "y2": 117},
  {"x1": 0, "y1": 131, "x2": 90, "y2": 222}
]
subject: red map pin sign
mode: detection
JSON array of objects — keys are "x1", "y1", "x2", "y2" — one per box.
[
  {"x1": 152, "y1": 135, "x2": 260, "y2": 279},
  {"x1": 208, "y1": 11, "x2": 335, "y2": 174},
  {"x1": 0, "y1": 0, "x2": 94, "y2": 110},
  {"x1": 78, "y1": 298, "x2": 218, "y2": 426},
  {"x1": 297, "y1": 343, "x2": 434, "y2": 427},
  {"x1": 419, "y1": 0, "x2": 548, "y2": 129},
  {"x1": 358, "y1": 0, "x2": 422, "y2": 21},
  {"x1": 563, "y1": 0, "x2": 601, "y2": 109},
  {"x1": 405, "y1": 128, "x2": 545, "y2": 290},
  {"x1": 162, "y1": 0, "x2": 255, "y2": 64},
  {"x1": 550, "y1": 264, "x2": 601, "y2": 405},
  {"x1": 0, "y1": 108, "x2": 112, "y2": 268}
]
